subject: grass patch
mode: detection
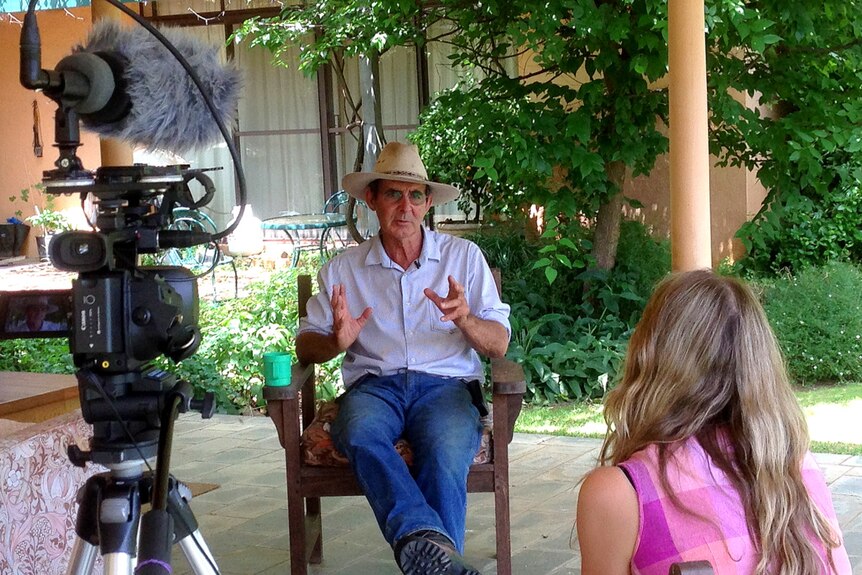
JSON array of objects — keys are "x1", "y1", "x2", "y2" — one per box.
[
  {"x1": 797, "y1": 381, "x2": 862, "y2": 454},
  {"x1": 517, "y1": 381, "x2": 862, "y2": 455},
  {"x1": 515, "y1": 400, "x2": 605, "y2": 438}
]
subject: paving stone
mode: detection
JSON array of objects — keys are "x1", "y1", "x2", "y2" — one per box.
[
  {"x1": 160, "y1": 414, "x2": 862, "y2": 574},
  {"x1": 832, "y1": 475, "x2": 862, "y2": 497}
]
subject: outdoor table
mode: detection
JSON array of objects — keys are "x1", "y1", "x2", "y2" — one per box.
[
  {"x1": 263, "y1": 213, "x2": 347, "y2": 266},
  {"x1": 0, "y1": 372, "x2": 79, "y2": 422}
]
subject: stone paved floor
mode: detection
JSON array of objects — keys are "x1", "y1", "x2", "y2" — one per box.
[
  {"x1": 161, "y1": 413, "x2": 862, "y2": 575},
  {"x1": 7, "y1": 261, "x2": 862, "y2": 573}
]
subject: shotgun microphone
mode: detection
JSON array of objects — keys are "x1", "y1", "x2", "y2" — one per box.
[
  {"x1": 22, "y1": 19, "x2": 241, "y2": 153},
  {"x1": 20, "y1": 0, "x2": 248, "y2": 248}
]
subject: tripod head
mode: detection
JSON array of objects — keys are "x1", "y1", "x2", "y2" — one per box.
[{"x1": 47, "y1": 165, "x2": 218, "y2": 466}]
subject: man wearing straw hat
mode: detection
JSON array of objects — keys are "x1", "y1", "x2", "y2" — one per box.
[
  {"x1": 7, "y1": 295, "x2": 65, "y2": 333},
  {"x1": 297, "y1": 142, "x2": 510, "y2": 575}
]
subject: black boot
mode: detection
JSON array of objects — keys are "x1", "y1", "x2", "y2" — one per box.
[{"x1": 394, "y1": 530, "x2": 482, "y2": 575}]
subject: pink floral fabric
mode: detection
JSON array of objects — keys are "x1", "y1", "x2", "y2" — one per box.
[{"x1": 0, "y1": 411, "x2": 96, "y2": 575}]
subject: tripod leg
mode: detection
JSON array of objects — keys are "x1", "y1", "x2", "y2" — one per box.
[
  {"x1": 67, "y1": 477, "x2": 101, "y2": 575},
  {"x1": 178, "y1": 531, "x2": 218, "y2": 575},
  {"x1": 66, "y1": 537, "x2": 99, "y2": 575},
  {"x1": 66, "y1": 472, "x2": 140, "y2": 575},
  {"x1": 169, "y1": 478, "x2": 219, "y2": 575}
]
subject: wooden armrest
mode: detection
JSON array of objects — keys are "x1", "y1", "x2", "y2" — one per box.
[
  {"x1": 490, "y1": 357, "x2": 525, "y2": 445},
  {"x1": 490, "y1": 357, "x2": 526, "y2": 395},
  {"x1": 264, "y1": 364, "x2": 315, "y2": 399},
  {"x1": 262, "y1": 363, "x2": 314, "y2": 402},
  {"x1": 263, "y1": 362, "x2": 316, "y2": 449},
  {"x1": 669, "y1": 561, "x2": 714, "y2": 575}
]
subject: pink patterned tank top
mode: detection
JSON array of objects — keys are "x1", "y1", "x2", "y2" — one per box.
[{"x1": 618, "y1": 437, "x2": 851, "y2": 575}]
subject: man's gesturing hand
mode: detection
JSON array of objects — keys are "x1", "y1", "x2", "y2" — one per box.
[
  {"x1": 331, "y1": 283, "x2": 372, "y2": 351},
  {"x1": 424, "y1": 275, "x2": 470, "y2": 325}
]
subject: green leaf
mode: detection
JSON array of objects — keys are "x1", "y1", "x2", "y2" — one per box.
[{"x1": 473, "y1": 156, "x2": 495, "y2": 169}]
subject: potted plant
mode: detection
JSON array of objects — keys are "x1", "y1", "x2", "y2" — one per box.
[
  {"x1": 0, "y1": 219, "x2": 29, "y2": 259},
  {"x1": 26, "y1": 206, "x2": 72, "y2": 261},
  {"x1": 9, "y1": 182, "x2": 73, "y2": 261},
  {"x1": 2, "y1": 184, "x2": 41, "y2": 259}
]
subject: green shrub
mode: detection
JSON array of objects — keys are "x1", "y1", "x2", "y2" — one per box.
[
  {"x1": 169, "y1": 266, "x2": 343, "y2": 413},
  {"x1": 505, "y1": 308, "x2": 628, "y2": 403},
  {"x1": 0, "y1": 338, "x2": 73, "y2": 373},
  {"x1": 464, "y1": 223, "x2": 539, "y2": 281},
  {"x1": 739, "y1": 185, "x2": 862, "y2": 274},
  {"x1": 156, "y1": 270, "x2": 296, "y2": 413},
  {"x1": 467, "y1": 219, "x2": 668, "y2": 403},
  {"x1": 615, "y1": 220, "x2": 672, "y2": 308},
  {"x1": 579, "y1": 220, "x2": 671, "y2": 327},
  {"x1": 759, "y1": 261, "x2": 862, "y2": 384}
]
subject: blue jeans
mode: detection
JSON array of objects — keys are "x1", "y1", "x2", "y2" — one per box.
[{"x1": 330, "y1": 371, "x2": 482, "y2": 553}]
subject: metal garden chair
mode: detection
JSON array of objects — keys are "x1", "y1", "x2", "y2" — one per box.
[{"x1": 159, "y1": 207, "x2": 238, "y2": 301}]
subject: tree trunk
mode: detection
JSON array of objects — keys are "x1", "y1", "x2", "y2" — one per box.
[
  {"x1": 346, "y1": 52, "x2": 384, "y2": 244},
  {"x1": 591, "y1": 161, "x2": 627, "y2": 270},
  {"x1": 359, "y1": 52, "x2": 384, "y2": 171}
]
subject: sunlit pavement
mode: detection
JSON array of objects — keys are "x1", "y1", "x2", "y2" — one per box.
[{"x1": 166, "y1": 413, "x2": 862, "y2": 575}]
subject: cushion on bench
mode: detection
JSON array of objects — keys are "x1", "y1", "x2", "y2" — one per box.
[{"x1": 300, "y1": 400, "x2": 492, "y2": 467}]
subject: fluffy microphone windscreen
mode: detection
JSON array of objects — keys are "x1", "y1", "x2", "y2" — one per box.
[{"x1": 75, "y1": 20, "x2": 242, "y2": 153}]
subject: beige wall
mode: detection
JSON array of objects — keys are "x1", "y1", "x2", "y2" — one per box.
[
  {"x1": 623, "y1": 149, "x2": 765, "y2": 265},
  {"x1": 0, "y1": 8, "x2": 100, "y2": 259},
  {"x1": 518, "y1": 52, "x2": 767, "y2": 267},
  {"x1": 623, "y1": 90, "x2": 767, "y2": 265}
]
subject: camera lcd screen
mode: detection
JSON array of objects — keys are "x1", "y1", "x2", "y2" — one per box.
[{"x1": 0, "y1": 290, "x2": 72, "y2": 340}]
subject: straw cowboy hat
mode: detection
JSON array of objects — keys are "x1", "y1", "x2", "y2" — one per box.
[
  {"x1": 27, "y1": 295, "x2": 58, "y2": 314},
  {"x1": 342, "y1": 142, "x2": 461, "y2": 207}
]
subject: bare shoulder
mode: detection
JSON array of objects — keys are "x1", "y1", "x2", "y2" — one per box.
[
  {"x1": 579, "y1": 466, "x2": 636, "y2": 506},
  {"x1": 576, "y1": 466, "x2": 639, "y2": 575}
]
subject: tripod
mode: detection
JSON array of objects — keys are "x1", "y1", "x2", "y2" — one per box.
[{"x1": 65, "y1": 372, "x2": 219, "y2": 575}]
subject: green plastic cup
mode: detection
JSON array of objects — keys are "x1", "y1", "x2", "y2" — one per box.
[
  {"x1": 266, "y1": 377, "x2": 292, "y2": 387},
  {"x1": 263, "y1": 351, "x2": 292, "y2": 385}
]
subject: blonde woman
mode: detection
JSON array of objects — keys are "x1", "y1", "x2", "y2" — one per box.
[{"x1": 576, "y1": 270, "x2": 851, "y2": 575}]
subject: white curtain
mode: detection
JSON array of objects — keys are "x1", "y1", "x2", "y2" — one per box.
[
  {"x1": 132, "y1": 12, "x2": 516, "y2": 229},
  {"x1": 234, "y1": 37, "x2": 323, "y2": 220}
]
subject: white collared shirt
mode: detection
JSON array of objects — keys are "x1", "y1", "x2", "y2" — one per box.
[{"x1": 299, "y1": 228, "x2": 511, "y2": 386}]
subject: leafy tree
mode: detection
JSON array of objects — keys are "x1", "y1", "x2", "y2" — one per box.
[
  {"x1": 236, "y1": 0, "x2": 862, "y2": 276},
  {"x1": 234, "y1": 0, "x2": 670, "y2": 275},
  {"x1": 707, "y1": 1, "x2": 862, "y2": 273}
]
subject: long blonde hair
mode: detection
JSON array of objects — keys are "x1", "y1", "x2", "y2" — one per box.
[{"x1": 600, "y1": 269, "x2": 840, "y2": 574}]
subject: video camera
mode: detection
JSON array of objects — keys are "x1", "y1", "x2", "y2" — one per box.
[
  {"x1": 0, "y1": 162, "x2": 220, "y2": 465},
  {"x1": 3, "y1": 0, "x2": 250, "y2": 471},
  {"x1": 6, "y1": 1, "x2": 247, "y2": 570}
]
